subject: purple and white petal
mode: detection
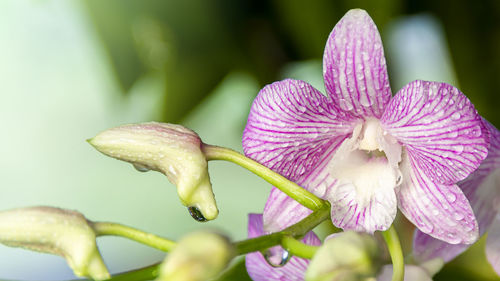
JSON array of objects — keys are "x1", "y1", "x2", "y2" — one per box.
[
  {"x1": 246, "y1": 214, "x2": 321, "y2": 281},
  {"x1": 381, "y1": 80, "x2": 489, "y2": 185},
  {"x1": 462, "y1": 120, "x2": 500, "y2": 233},
  {"x1": 413, "y1": 120, "x2": 499, "y2": 263},
  {"x1": 263, "y1": 187, "x2": 313, "y2": 233},
  {"x1": 323, "y1": 9, "x2": 392, "y2": 118},
  {"x1": 397, "y1": 153, "x2": 478, "y2": 244},
  {"x1": 243, "y1": 79, "x2": 356, "y2": 182},
  {"x1": 413, "y1": 231, "x2": 469, "y2": 263},
  {"x1": 486, "y1": 215, "x2": 500, "y2": 276},
  {"x1": 261, "y1": 138, "x2": 346, "y2": 232}
]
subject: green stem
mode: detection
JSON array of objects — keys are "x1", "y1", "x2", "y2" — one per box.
[
  {"x1": 92, "y1": 222, "x2": 176, "y2": 252},
  {"x1": 281, "y1": 236, "x2": 318, "y2": 259},
  {"x1": 235, "y1": 204, "x2": 330, "y2": 255},
  {"x1": 202, "y1": 144, "x2": 325, "y2": 211},
  {"x1": 381, "y1": 225, "x2": 404, "y2": 281}
]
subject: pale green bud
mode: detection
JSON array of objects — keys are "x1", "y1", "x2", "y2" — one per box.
[
  {"x1": 377, "y1": 264, "x2": 433, "y2": 281},
  {"x1": 88, "y1": 122, "x2": 218, "y2": 220},
  {"x1": 305, "y1": 231, "x2": 380, "y2": 281},
  {"x1": 0, "y1": 206, "x2": 109, "y2": 280},
  {"x1": 156, "y1": 231, "x2": 234, "y2": 281}
]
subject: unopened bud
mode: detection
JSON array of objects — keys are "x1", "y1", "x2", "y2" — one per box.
[
  {"x1": 305, "y1": 231, "x2": 380, "y2": 281},
  {"x1": 157, "y1": 231, "x2": 234, "y2": 281},
  {"x1": 88, "y1": 122, "x2": 218, "y2": 220},
  {"x1": 0, "y1": 206, "x2": 109, "y2": 280}
]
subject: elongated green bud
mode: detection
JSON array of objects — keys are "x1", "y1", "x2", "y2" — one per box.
[
  {"x1": 88, "y1": 122, "x2": 218, "y2": 220},
  {"x1": 305, "y1": 231, "x2": 380, "y2": 281},
  {"x1": 156, "y1": 231, "x2": 234, "y2": 281},
  {"x1": 0, "y1": 206, "x2": 109, "y2": 280}
]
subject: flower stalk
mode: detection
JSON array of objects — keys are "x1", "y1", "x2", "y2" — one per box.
[
  {"x1": 281, "y1": 236, "x2": 318, "y2": 259},
  {"x1": 202, "y1": 144, "x2": 326, "y2": 211},
  {"x1": 92, "y1": 222, "x2": 176, "y2": 252},
  {"x1": 381, "y1": 225, "x2": 405, "y2": 281},
  {"x1": 235, "y1": 204, "x2": 330, "y2": 255}
]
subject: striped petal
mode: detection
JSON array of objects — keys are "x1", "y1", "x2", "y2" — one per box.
[
  {"x1": 413, "y1": 120, "x2": 500, "y2": 263},
  {"x1": 323, "y1": 9, "x2": 392, "y2": 118},
  {"x1": 243, "y1": 79, "x2": 357, "y2": 183},
  {"x1": 262, "y1": 139, "x2": 346, "y2": 233},
  {"x1": 412, "y1": 231, "x2": 469, "y2": 264},
  {"x1": 263, "y1": 187, "x2": 313, "y2": 233},
  {"x1": 245, "y1": 214, "x2": 320, "y2": 281},
  {"x1": 462, "y1": 120, "x2": 500, "y2": 235},
  {"x1": 381, "y1": 80, "x2": 489, "y2": 185},
  {"x1": 486, "y1": 216, "x2": 500, "y2": 276},
  {"x1": 397, "y1": 152, "x2": 478, "y2": 244}
]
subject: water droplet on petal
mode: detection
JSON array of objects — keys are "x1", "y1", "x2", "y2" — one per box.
[
  {"x1": 421, "y1": 196, "x2": 431, "y2": 206},
  {"x1": 453, "y1": 212, "x2": 465, "y2": 221},
  {"x1": 359, "y1": 96, "x2": 373, "y2": 107},
  {"x1": 419, "y1": 222, "x2": 433, "y2": 233},
  {"x1": 296, "y1": 105, "x2": 307, "y2": 113},
  {"x1": 339, "y1": 98, "x2": 354, "y2": 111},
  {"x1": 446, "y1": 219, "x2": 457, "y2": 227},
  {"x1": 133, "y1": 164, "x2": 150, "y2": 172},
  {"x1": 451, "y1": 112, "x2": 461, "y2": 120},
  {"x1": 454, "y1": 145, "x2": 464, "y2": 154},
  {"x1": 262, "y1": 246, "x2": 291, "y2": 267},
  {"x1": 446, "y1": 233, "x2": 461, "y2": 244},
  {"x1": 188, "y1": 206, "x2": 207, "y2": 222},
  {"x1": 446, "y1": 193, "x2": 457, "y2": 203}
]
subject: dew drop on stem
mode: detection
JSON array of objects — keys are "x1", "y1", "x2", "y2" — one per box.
[{"x1": 262, "y1": 246, "x2": 291, "y2": 267}]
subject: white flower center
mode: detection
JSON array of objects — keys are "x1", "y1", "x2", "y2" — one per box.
[
  {"x1": 328, "y1": 118, "x2": 402, "y2": 207},
  {"x1": 359, "y1": 118, "x2": 384, "y2": 151}
]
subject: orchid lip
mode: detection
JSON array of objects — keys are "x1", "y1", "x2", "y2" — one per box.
[{"x1": 328, "y1": 119, "x2": 402, "y2": 208}]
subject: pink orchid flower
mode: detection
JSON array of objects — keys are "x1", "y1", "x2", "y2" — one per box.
[{"x1": 242, "y1": 9, "x2": 488, "y2": 245}]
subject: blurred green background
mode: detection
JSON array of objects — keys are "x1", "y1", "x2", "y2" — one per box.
[{"x1": 0, "y1": 0, "x2": 498, "y2": 280}]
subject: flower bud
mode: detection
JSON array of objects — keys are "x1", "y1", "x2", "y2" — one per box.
[
  {"x1": 305, "y1": 231, "x2": 380, "y2": 281},
  {"x1": 0, "y1": 206, "x2": 109, "y2": 280},
  {"x1": 88, "y1": 122, "x2": 218, "y2": 220},
  {"x1": 377, "y1": 265, "x2": 433, "y2": 281},
  {"x1": 156, "y1": 231, "x2": 234, "y2": 281}
]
